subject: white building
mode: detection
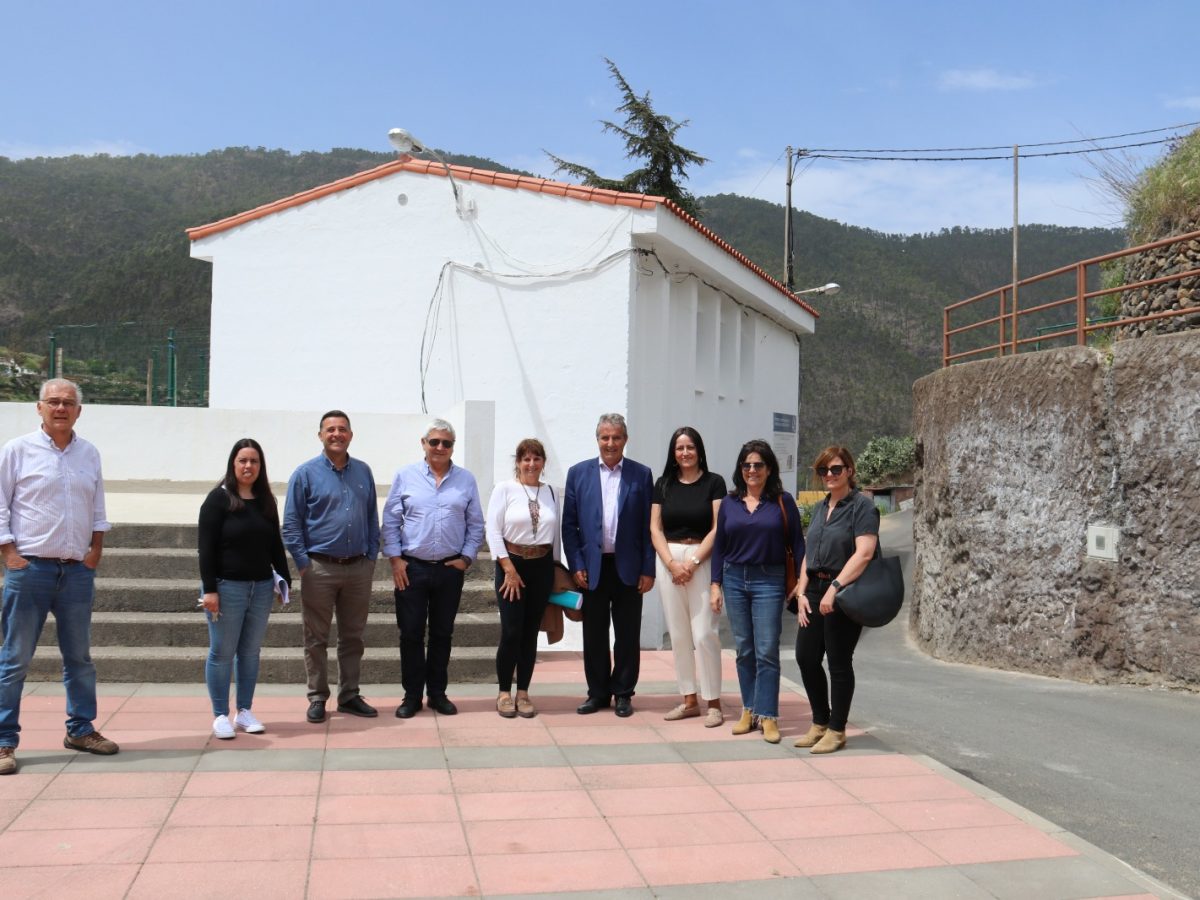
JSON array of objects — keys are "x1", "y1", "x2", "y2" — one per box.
[{"x1": 188, "y1": 157, "x2": 818, "y2": 490}]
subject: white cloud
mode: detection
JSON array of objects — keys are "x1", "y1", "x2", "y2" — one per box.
[
  {"x1": 1164, "y1": 96, "x2": 1200, "y2": 110},
  {"x1": 0, "y1": 139, "x2": 148, "y2": 159},
  {"x1": 938, "y1": 68, "x2": 1036, "y2": 92}
]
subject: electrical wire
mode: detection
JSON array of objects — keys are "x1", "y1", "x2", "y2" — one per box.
[{"x1": 805, "y1": 135, "x2": 1179, "y2": 163}]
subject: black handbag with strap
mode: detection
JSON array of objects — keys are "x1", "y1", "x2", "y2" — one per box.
[{"x1": 834, "y1": 541, "x2": 904, "y2": 628}]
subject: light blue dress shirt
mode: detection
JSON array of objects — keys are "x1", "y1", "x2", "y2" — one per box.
[
  {"x1": 282, "y1": 454, "x2": 380, "y2": 570},
  {"x1": 382, "y1": 461, "x2": 484, "y2": 562}
]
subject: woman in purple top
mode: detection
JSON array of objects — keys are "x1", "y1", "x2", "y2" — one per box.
[{"x1": 709, "y1": 440, "x2": 805, "y2": 744}]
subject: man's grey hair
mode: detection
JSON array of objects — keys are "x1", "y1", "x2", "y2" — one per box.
[
  {"x1": 595, "y1": 413, "x2": 627, "y2": 438},
  {"x1": 40, "y1": 378, "x2": 83, "y2": 404},
  {"x1": 424, "y1": 418, "x2": 456, "y2": 440}
]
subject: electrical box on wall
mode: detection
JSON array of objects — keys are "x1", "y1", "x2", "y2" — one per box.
[{"x1": 1086, "y1": 524, "x2": 1119, "y2": 561}]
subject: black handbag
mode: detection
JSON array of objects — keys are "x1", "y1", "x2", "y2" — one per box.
[{"x1": 834, "y1": 543, "x2": 904, "y2": 628}]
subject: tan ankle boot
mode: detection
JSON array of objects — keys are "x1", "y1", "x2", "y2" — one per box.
[
  {"x1": 809, "y1": 729, "x2": 846, "y2": 754},
  {"x1": 731, "y1": 709, "x2": 756, "y2": 735},
  {"x1": 761, "y1": 718, "x2": 781, "y2": 744},
  {"x1": 793, "y1": 723, "x2": 828, "y2": 748}
]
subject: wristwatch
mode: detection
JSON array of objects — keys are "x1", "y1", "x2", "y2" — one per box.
[
  {"x1": 688, "y1": 555, "x2": 701, "y2": 567},
  {"x1": 830, "y1": 579, "x2": 842, "y2": 591}
]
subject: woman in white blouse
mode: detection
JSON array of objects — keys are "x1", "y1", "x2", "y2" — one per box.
[{"x1": 485, "y1": 438, "x2": 559, "y2": 718}]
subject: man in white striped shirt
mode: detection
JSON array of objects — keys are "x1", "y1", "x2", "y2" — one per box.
[{"x1": 0, "y1": 378, "x2": 117, "y2": 775}]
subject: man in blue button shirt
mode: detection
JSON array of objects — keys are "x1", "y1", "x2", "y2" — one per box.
[
  {"x1": 383, "y1": 419, "x2": 484, "y2": 718},
  {"x1": 283, "y1": 410, "x2": 380, "y2": 724}
]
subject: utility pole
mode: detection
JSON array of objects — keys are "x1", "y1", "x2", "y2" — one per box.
[
  {"x1": 1011, "y1": 143, "x2": 1019, "y2": 355},
  {"x1": 784, "y1": 147, "x2": 795, "y2": 290}
]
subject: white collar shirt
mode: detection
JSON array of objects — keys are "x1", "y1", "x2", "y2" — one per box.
[{"x1": 599, "y1": 458, "x2": 623, "y2": 554}]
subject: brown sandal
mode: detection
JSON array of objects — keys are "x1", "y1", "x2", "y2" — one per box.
[{"x1": 497, "y1": 694, "x2": 517, "y2": 718}]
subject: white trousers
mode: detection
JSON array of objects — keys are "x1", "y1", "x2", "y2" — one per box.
[{"x1": 657, "y1": 542, "x2": 722, "y2": 701}]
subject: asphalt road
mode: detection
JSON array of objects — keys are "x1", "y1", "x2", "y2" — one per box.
[{"x1": 779, "y1": 510, "x2": 1200, "y2": 899}]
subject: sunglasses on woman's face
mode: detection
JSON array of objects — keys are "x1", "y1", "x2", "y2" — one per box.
[
  {"x1": 816, "y1": 465, "x2": 846, "y2": 477},
  {"x1": 741, "y1": 461, "x2": 767, "y2": 471}
]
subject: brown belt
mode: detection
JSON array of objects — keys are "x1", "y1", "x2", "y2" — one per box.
[
  {"x1": 504, "y1": 541, "x2": 552, "y2": 559},
  {"x1": 309, "y1": 552, "x2": 366, "y2": 565}
]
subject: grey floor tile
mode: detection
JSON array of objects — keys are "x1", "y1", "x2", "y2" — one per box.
[
  {"x1": 958, "y1": 856, "x2": 1161, "y2": 900},
  {"x1": 490, "y1": 890, "x2": 655, "y2": 900},
  {"x1": 561, "y1": 743, "x2": 685, "y2": 767},
  {"x1": 4, "y1": 752, "x2": 72, "y2": 774},
  {"x1": 445, "y1": 745, "x2": 568, "y2": 769},
  {"x1": 323, "y1": 748, "x2": 447, "y2": 770},
  {"x1": 194, "y1": 748, "x2": 325, "y2": 771},
  {"x1": 674, "y1": 740, "x2": 795, "y2": 763},
  {"x1": 62, "y1": 749, "x2": 201, "y2": 772},
  {"x1": 654, "y1": 877, "x2": 822, "y2": 898},
  {"x1": 815, "y1": 866, "x2": 994, "y2": 900}
]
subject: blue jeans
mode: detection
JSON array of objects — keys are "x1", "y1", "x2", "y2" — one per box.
[
  {"x1": 721, "y1": 563, "x2": 785, "y2": 720},
  {"x1": 0, "y1": 559, "x2": 99, "y2": 748},
  {"x1": 206, "y1": 578, "x2": 274, "y2": 716}
]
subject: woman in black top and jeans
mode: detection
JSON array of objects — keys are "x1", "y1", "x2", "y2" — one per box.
[
  {"x1": 199, "y1": 438, "x2": 291, "y2": 740},
  {"x1": 789, "y1": 445, "x2": 879, "y2": 754}
]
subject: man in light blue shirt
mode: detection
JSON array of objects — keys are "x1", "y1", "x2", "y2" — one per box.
[
  {"x1": 283, "y1": 410, "x2": 380, "y2": 724},
  {"x1": 382, "y1": 418, "x2": 483, "y2": 718}
]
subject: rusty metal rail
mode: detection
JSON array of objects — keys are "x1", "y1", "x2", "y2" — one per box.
[{"x1": 943, "y1": 229, "x2": 1200, "y2": 365}]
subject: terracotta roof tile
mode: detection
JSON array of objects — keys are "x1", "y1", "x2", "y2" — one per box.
[{"x1": 186, "y1": 157, "x2": 816, "y2": 316}]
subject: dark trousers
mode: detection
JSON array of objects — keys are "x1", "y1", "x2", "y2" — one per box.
[
  {"x1": 582, "y1": 554, "x2": 643, "y2": 701},
  {"x1": 795, "y1": 583, "x2": 863, "y2": 731},
  {"x1": 494, "y1": 554, "x2": 552, "y2": 692},
  {"x1": 394, "y1": 559, "x2": 465, "y2": 701}
]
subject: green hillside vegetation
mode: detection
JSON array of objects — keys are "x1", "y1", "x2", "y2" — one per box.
[
  {"x1": 1125, "y1": 128, "x2": 1200, "y2": 242},
  {"x1": 0, "y1": 149, "x2": 1122, "y2": 464}
]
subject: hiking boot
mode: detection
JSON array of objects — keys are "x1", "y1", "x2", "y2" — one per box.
[
  {"x1": 0, "y1": 746, "x2": 15, "y2": 775},
  {"x1": 63, "y1": 731, "x2": 119, "y2": 755}
]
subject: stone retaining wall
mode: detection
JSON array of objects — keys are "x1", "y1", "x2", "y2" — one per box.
[
  {"x1": 911, "y1": 330, "x2": 1200, "y2": 687},
  {"x1": 1117, "y1": 221, "x2": 1200, "y2": 338}
]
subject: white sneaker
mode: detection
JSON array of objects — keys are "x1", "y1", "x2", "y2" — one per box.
[
  {"x1": 212, "y1": 715, "x2": 236, "y2": 739},
  {"x1": 234, "y1": 709, "x2": 266, "y2": 734}
]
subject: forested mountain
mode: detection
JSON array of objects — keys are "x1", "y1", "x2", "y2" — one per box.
[{"x1": 0, "y1": 149, "x2": 1123, "y2": 462}]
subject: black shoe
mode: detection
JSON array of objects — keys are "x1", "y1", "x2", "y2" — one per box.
[
  {"x1": 394, "y1": 698, "x2": 422, "y2": 719},
  {"x1": 577, "y1": 697, "x2": 611, "y2": 715},
  {"x1": 615, "y1": 697, "x2": 634, "y2": 718},
  {"x1": 337, "y1": 696, "x2": 378, "y2": 718},
  {"x1": 428, "y1": 696, "x2": 458, "y2": 716},
  {"x1": 306, "y1": 701, "x2": 326, "y2": 723}
]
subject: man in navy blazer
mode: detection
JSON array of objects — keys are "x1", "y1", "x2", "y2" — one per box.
[{"x1": 562, "y1": 413, "x2": 655, "y2": 717}]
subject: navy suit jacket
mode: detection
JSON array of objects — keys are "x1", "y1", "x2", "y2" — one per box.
[{"x1": 562, "y1": 456, "x2": 655, "y2": 591}]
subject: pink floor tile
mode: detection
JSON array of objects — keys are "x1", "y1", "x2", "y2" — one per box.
[
  {"x1": 650, "y1": 721, "x2": 741, "y2": 742},
  {"x1": 836, "y1": 774, "x2": 977, "y2": 803},
  {"x1": 912, "y1": 822, "x2": 1079, "y2": 865},
  {"x1": 127, "y1": 860, "x2": 308, "y2": 899},
  {"x1": 628, "y1": 839, "x2": 800, "y2": 886},
  {"x1": 10, "y1": 797, "x2": 174, "y2": 831},
  {"x1": 7, "y1": 712, "x2": 75, "y2": 730},
  {"x1": 183, "y1": 771, "x2": 321, "y2": 797},
  {"x1": 118, "y1": 696, "x2": 214, "y2": 712},
  {"x1": 147, "y1": 824, "x2": 313, "y2": 863},
  {"x1": 103, "y1": 730, "x2": 212, "y2": 751},
  {"x1": 102, "y1": 712, "x2": 211, "y2": 731},
  {"x1": 308, "y1": 855, "x2": 478, "y2": 899},
  {"x1": 166, "y1": 795, "x2": 316, "y2": 827},
  {"x1": 438, "y1": 726, "x2": 554, "y2": 747},
  {"x1": 201, "y1": 729, "x2": 328, "y2": 750},
  {"x1": 320, "y1": 769, "x2": 452, "y2": 795},
  {"x1": 808, "y1": 754, "x2": 936, "y2": 779},
  {"x1": 324, "y1": 728, "x2": 443, "y2": 748},
  {"x1": 458, "y1": 788, "x2": 599, "y2": 821},
  {"x1": 590, "y1": 784, "x2": 732, "y2": 817},
  {"x1": 691, "y1": 757, "x2": 820, "y2": 785},
  {"x1": 0, "y1": 772, "x2": 55, "y2": 800},
  {"x1": 777, "y1": 831, "x2": 947, "y2": 875},
  {"x1": 874, "y1": 798, "x2": 1024, "y2": 831},
  {"x1": 40, "y1": 771, "x2": 188, "y2": 799},
  {"x1": 0, "y1": 799, "x2": 26, "y2": 829},
  {"x1": 465, "y1": 815, "x2": 620, "y2": 854},
  {"x1": 745, "y1": 803, "x2": 898, "y2": 840},
  {"x1": 475, "y1": 847, "x2": 644, "y2": 895},
  {"x1": 450, "y1": 766, "x2": 581, "y2": 793},
  {"x1": 0, "y1": 863, "x2": 139, "y2": 900},
  {"x1": 318, "y1": 792, "x2": 459, "y2": 825},
  {"x1": 313, "y1": 822, "x2": 467, "y2": 859},
  {"x1": 0, "y1": 826, "x2": 158, "y2": 866},
  {"x1": 714, "y1": 778, "x2": 856, "y2": 810},
  {"x1": 575, "y1": 762, "x2": 704, "y2": 790},
  {"x1": 609, "y1": 809, "x2": 762, "y2": 848},
  {"x1": 5, "y1": 729, "x2": 74, "y2": 750},
  {"x1": 550, "y1": 725, "x2": 661, "y2": 745}
]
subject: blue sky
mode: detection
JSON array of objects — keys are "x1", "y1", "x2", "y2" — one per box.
[{"x1": 3, "y1": 0, "x2": 1197, "y2": 235}]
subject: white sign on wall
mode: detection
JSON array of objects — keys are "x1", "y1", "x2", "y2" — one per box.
[{"x1": 772, "y1": 412, "x2": 798, "y2": 475}]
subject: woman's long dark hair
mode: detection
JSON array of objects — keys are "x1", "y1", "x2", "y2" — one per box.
[
  {"x1": 219, "y1": 438, "x2": 279, "y2": 521},
  {"x1": 731, "y1": 439, "x2": 784, "y2": 500},
  {"x1": 658, "y1": 426, "x2": 709, "y2": 498}
]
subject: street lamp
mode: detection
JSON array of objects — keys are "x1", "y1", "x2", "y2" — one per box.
[
  {"x1": 388, "y1": 127, "x2": 474, "y2": 219},
  {"x1": 795, "y1": 282, "x2": 840, "y2": 297}
]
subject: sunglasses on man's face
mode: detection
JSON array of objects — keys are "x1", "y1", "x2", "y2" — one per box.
[
  {"x1": 816, "y1": 465, "x2": 846, "y2": 477},
  {"x1": 425, "y1": 438, "x2": 454, "y2": 449}
]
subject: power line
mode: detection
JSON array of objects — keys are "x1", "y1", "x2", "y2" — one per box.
[
  {"x1": 799, "y1": 119, "x2": 1200, "y2": 155},
  {"x1": 805, "y1": 135, "x2": 1179, "y2": 163}
]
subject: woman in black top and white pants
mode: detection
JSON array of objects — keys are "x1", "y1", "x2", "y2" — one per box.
[
  {"x1": 199, "y1": 439, "x2": 291, "y2": 740},
  {"x1": 650, "y1": 427, "x2": 727, "y2": 727},
  {"x1": 789, "y1": 445, "x2": 879, "y2": 754}
]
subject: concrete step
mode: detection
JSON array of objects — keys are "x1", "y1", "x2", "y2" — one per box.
[
  {"x1": 25, "y1": 645, "x2": 497, "y2": 684},
  {"x1": 39, "y1": 611, "x2": 501, "y2": 649},
  {"x1": 96, "y1": 548, "x2": 498, "y2": 582},
  {"x1": 105, "y1": 524, "x2": 200, "y2": 549}
]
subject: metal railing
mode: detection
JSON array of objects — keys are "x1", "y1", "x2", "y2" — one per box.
[{"x1": 943, "y1": 228, "x2": 1200, "y2": 366}]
